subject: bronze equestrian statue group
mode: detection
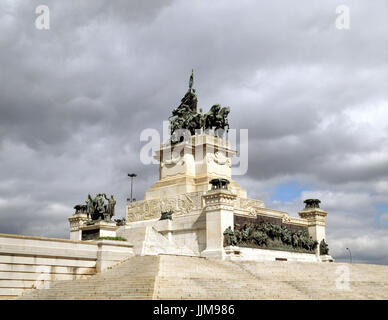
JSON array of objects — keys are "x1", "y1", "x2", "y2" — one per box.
[{"x1": 169, "y1": 70, "x2": 230, "y2": 144}]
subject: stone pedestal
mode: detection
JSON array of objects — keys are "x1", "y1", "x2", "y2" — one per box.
[
  {"x1": 80, "y1": 221, "x2": 119, "y2": 241},
  {"x1": 201, "y1": 189, "x2": 237, "y2": 260},
  {"x1": 298, "y1": 207, "x2": 328, "y2": 255},
  {"x1": 68, "y1": 213, "x2": 89, "y2": 241},
  {"x1": 144, "y1": 134, "x2": 247, "y2": 200}
]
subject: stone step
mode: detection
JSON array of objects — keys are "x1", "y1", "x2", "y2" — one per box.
[{"x1": 18, "y1": 255, "x2": 388, "y2": 300}]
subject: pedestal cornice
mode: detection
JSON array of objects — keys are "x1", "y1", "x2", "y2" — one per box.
[
  {"x1": 298, "y1": 208, "x2": 327, "y2": 227},
  {"x1": 203, "y1": 190, "x2": 237, "y2": 212}
]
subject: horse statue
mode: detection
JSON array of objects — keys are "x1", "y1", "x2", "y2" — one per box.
[
  {"x1": 203, "y1": 104, "x2": 220, "y2": 130},
  {"x1": 219, "y1": 106, "x2": 230, "y2": 132},
  {"x1": 203, "y1": 105, "x2": 230, "y2": 135},
  {"x1": 185, "y1": 111, "x2": 204, "y2": 135}
]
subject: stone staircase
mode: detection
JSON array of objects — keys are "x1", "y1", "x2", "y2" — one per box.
[
  {"x1": 18, "y1": 255, "x2": 388, "y2": 299},
  {"x1": 18, "y1": 256, "x2": 159, "y2": 300},
  {"x1": 234, "y1": 260, "x2": 388, "y2": 299}
]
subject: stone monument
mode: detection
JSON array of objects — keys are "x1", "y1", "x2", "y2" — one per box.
[{"x1": 70, "y1": 71, "x2": 333, "y2": 263}]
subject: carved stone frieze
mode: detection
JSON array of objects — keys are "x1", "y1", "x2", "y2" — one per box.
[
  {"x1": 237, "y1": 198, "x2": 265, "y2": 216},
  {"x1": 282, "y1": 214, "x2": 291, "y2": 223},
  {"x1": 126, "y1": 192, "x2": 201, "y2": 222}
]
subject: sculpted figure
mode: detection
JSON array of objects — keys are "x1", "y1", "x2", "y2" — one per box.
[
  {"x1": 180, "y1": 88, "x2": 197, "y2": 114},
  {"x1": 220, "y1": 106, "x2": 230, "y2": 131},
  {"x1": 169, "y1": 71, "x2": 199, "y2": 141},
  {"x1": 185, "y1": 112, "x2": 203, "y2": 135},
  {"x1": 189, "y1": 69, "x2": 194, "y2": 90},
  {"x1": 73, "y1": 204, "x2": 87, "y2": 215},
  {"x1": 115, "y1": 218, "x2": 126, "y2": 226},
  {"x1": 184, "y1": 69, "x2": 197, "y2": 112},
  {"x1": 240, "y1": 223, "x2": 253, "y2": 242},
  {"x1": 202, "y1": 104, "x2": 229, "y2": 135},
  {"x1": 95, "y1": 194, "x2": 105, "y2": 214},
  {"x1": 203, "y1": 104, "x2": 221, "y2": 130},
  {"x1": 85, "y1": 194, "x2": 94, "y2": 219},
  {"x1": 170, "y1": 116, "x2": 185, "y2": 137},
  {"x1": 104, "y1": 194, "x2": 116, "y2": 221},
  {"x1": 233, "y1": 224, "x2": 241, "y2": 243},
  {"x1": 319, "y1": 239, "x2": 329, "y2": 255},
  {"x1": 171, "y1": 103, "x2": 191, "y2": 120},
  {"x1": 223, "y1": 226, "x2": 237, "y2": 246}
]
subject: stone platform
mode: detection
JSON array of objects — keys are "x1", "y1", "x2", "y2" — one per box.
[{"x1": 18, "y1": 255, "x2": 388, "y2": 300}]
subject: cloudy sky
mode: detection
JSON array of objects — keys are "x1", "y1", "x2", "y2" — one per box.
[{"x1": 0, "y1": 0, "x2": 387, "y2": 265}]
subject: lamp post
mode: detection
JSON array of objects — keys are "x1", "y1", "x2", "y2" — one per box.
[
  {"x1": 127, "y1": 173, "x2": 137, "y2": 202},
  {"x1": 346, "y1": 247, "x2": 352, "y2": 263}
]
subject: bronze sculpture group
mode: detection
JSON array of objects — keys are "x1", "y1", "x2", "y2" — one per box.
[
  {"x1": 223, "y1": 221, "x2": 322, "y2": 254},
  {"x1": 169, "y1": 70, "x2": 230, "y2": 143},
  {"x1": 74, "y1": 193, "x2": 116, "y2": 224},
  {"x1": 304, "y1": 199, "x2": 321, "y2": 209}
]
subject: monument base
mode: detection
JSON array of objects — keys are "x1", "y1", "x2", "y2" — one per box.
[
  {"x1": 80, "y1": 221, "x2": 118, "y2": 240},
  {"x1": 69, "y1": 213, "x2": 89, "y2": 241},
  {"x1": 224, "y1": 246, "x2": 321, "y2": 262},
  {"x1": 144, "y1": 134, "x2": 247, "y2": 201}
]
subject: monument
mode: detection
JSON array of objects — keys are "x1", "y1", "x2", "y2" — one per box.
[
  {"x1": 6, "y1": 71, "x2": 376, "y2": 301},
  {"x1": 110, "y1": 71, "x2": 334, "y2": 262}
]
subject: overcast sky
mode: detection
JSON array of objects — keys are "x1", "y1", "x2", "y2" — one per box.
[{"x1": 0, "y1": 0, "x2": 387, "y2": 265}]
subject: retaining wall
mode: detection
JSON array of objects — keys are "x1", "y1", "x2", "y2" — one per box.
[{"x1": 0, "y1": 233, "x2": 133, "y2": 299}]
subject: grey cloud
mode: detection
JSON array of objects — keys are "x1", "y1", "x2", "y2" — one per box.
[{"x1": 0, "y1": 0, "x2": 387, "y2": 264}]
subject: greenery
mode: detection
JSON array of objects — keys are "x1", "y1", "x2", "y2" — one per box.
[
  {"x1": 94, "y1": 236, "x2": 127, "y2": 241},
  {"x1": 224, "y1": 222, "x2": 318, "y2": 254}
]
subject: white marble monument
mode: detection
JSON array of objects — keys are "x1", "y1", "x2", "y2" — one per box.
[
  {"x1": 118, "y1": 131, "x2": 333, "y2": 262},
  {"x1": 73, "y1": 72, "x2": 334, "y2": 262}
]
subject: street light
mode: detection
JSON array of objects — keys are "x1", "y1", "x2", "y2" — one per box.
[
  {"x1": 127, "y1": 173, "x2": 137, "y2": 202},
  {"x1": 346, "y1": 247, "x2": 352, "y2": 263}
]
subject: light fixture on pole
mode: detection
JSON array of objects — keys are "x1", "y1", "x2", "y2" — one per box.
[
  {"x1": 127, "y1": 173, "x2": 137, "y2": 202},
  {"x1": 346, "y1": 247, "x2": 352, "y2": 263}
]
